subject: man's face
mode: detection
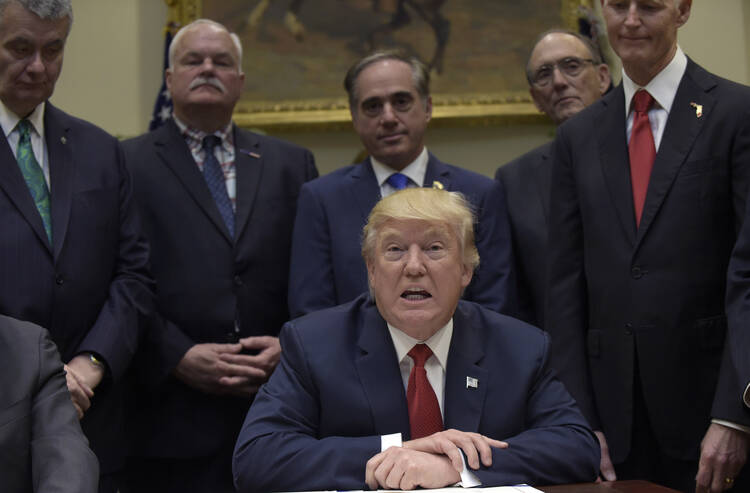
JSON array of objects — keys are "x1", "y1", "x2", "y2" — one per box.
[
  {"x1": 0, "y1": 2, "x2": 69, "y2": 117},
  {"x1": 528, "y1": 33, "x2": 610, "y2": 125},
  {"x1": 351, "y1": 60, "x2": 432, "y2": 170},
  {"x1": 601, "y1": 0, "x2": 691, "y2": 83},
  {"x1": 367, "y1": 219, "x2": 472, "y2": 340},
  {"x1": 166, "y1": 24, "x2": 245, "y2": 116}
]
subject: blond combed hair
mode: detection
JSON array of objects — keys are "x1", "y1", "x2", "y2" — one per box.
[{"x1": 361, "y1": 188, "x2": 480, "y2": 271}]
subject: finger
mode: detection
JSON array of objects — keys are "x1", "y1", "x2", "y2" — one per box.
[
  {"x1": 71, "y1": 399, "x2": 84, "y2": 420},
  {"x1": 383, "y1": 455, "x2": 405, "y2": 490},
  {"x1": 65, "y1": 366, "x2": 95, "y2": 397},
  {"x1": 486, "y1": 437, "x2": 509, "y2": 449},
  {"x1": 219, "y1": 352, "x2": 274, "y2": 373},
  {"x1": 217, "y1": 360, "x2": 268, "y2": 380},
  {"x1": 453, "y1": 434, "x2": 480, "y2": 470},
  {"x1": 238, "y1": 336, "x2": 277, "y2": 350},
  {"x1": 470, "y1": 434, "x2": 496, "y2": 467},
  {"x1": 695, "y1": 461, "x2": 711, "y2": 493},
  {"x1": 600, "y1": 454, "x2": 616, "y2": 481},
  {"x1": 212, "y1": 342, "x2": 243, "y2": 354},
  {"x1": 365, "y1": 451, "x2": 386, "y2": 490}
]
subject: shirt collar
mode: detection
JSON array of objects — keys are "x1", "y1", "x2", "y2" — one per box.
[
  {"x1": 388, "y1": 318, "x2": 453, "y2": 372},
  {"x1": 623, "y1": 45, "x2": 687, "y2": 117},
  {"x1": 370, "y1": 146, "x2": 429, "y2": 188},
  {"x1": 0, "y1": 100, "x2": 45, "y2": 140},
  {"x1": 172, "y1": 115, "x2": 234, "y2": 150}
]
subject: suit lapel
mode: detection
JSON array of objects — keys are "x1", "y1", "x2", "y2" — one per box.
[
  {"x1": 348, "y1": 159, "x2": 382, "y2": 224},
  {"x1": 0, "y1": 125, "x2": 51, "y2": 252},
  {"x1": 598, "y1": 86, "x2": 637, "y2": 245},
  {"x1": 155, "y1": 120, "x2": 232, "y2": 244},
  {"x1": 45, "y1": 104, "x2": 73, "y2": 259},
  {"x1": 635, "y1": 60, "x2": 713, "y2": 248},
  {"x1": 443, "y1": 306, "x2": 488, "y2": 432},
  {"x1": 423, "y1": 153, "x2": 452, "y2": 190},
  {"x1": 533, "y1": 142, "x2": 553, "y2": 223},
  {"x1": 233, "y1": 127, "x2": 263, "y2": 241},
  {"x1": 354, "y1": 302, "x2": 411, "y2": 436}
]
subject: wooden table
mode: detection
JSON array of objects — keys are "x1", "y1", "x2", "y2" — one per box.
[{"x1": 540, "y1": 480, "x2": 680, "y2": 493}]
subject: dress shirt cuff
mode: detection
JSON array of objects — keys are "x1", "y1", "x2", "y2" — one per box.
[
  {"x1": 381, "y1": 433, "x2": 403, "y2": 451},
  {"x1": 744, "y1": 383, "x2": 750, "y2": 409},
  {"x1": 712, "y1": 419, "x2": 750, "y2": 435},
  {"x1": 457, "y1": 452, "x2": 482, "y2": 487}
]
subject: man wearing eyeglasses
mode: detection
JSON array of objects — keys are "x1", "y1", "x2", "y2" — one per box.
[
  {"x1": 495, "y1": 29, "x2": 610, "y2": 328},
  {"x1": 547, "y1": 1, "x2": 750, "y2": 491},
  {"x1": 288, "y1": 50, "x2": 516, "y2": 319}
]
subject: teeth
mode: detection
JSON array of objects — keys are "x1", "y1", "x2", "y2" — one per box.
[{"x1": 402, "y1": 289, "x2": 430, "y2": 300}]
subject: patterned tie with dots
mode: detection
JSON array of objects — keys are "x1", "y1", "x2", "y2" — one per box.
[
  {"x1": 16, "y1": 119, "x2": 52, "y2": 244},
  {"x1": 406, "y1": 343, "x2": 444, "y2": 439}
]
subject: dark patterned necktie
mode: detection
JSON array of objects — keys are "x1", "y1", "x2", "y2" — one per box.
[
  {"x1": 201, "y1": 135, "x2": 234, "y2": 237},
  {"x1": 629, "y1": 90, "x2": 656, "y2": 227},
  {"x1": 406, "y1": 343, "x2": 443, "y2": 439},
  {"x1": 16, "y1": 119, "x2": 52, "y2": 244}
]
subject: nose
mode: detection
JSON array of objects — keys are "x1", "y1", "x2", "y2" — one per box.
[
  {"x1": 199, "y1": 57, "x2": 216, "y2": 73},
  {"x1": 551, "y1": 65, "x2": 569, "y2": 89},
  {"x1": 26, "y1": 51, "x2": 45, "y2": 75},
  {"x1": 380, "y1": 103, "x2": 398, "y2": 126},
  {"x1": 624, "y1": 3, "x2": 641, "y2": 27},
  {"x1": 403, "y1": 245, "x2": 426, "y2": 276}
]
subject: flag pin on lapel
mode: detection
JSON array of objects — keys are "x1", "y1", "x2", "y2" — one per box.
[
  {"x1": 690, "y1": 102, "x2": 703, "y2": 118},
  {"x1": 240, "y1": 149, "x2": 261, "y2": 159},
  {"x1": 466, "y1": 376, "x2": 478, "y2": 389},
  {"x1": 432, "y1": 180, "x2": 444, "y2": 190}
]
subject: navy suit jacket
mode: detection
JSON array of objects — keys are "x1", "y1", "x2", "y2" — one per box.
[
  {"x1": 288, "y1": 154, "x2": 516, "y2": 317},
  {"x1": 0, "y1": 103, "x2": 154, "y2": 472},
  {"x1": 233, "y1": 294, "x2": 599, "y2": 492},
  {"x1": 0, "y1": 315, "x2": 98, "y2": 493},
  {"x1": 496, "y1": 142, "x2": 553, "y2": 327},
  {"x1": 123, "y1": 119, "x2": 318, "y2": 459},
  {"x1": 547, "y1": 59, "x2": 750, "y2": 462}
]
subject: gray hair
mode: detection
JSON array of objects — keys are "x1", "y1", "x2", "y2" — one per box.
[
  {"x1": 0, "y1": 0, "x2": 72, "y2": 24},
  {"x1": 344, "y1": 50, "x2": 430, "y2": 110},
  {"x1": 525, "y1": 29, "x2": 603, "y2": 84},
  {"x1": 169, "y1": 19, "x2": 243, "y2": 73}
]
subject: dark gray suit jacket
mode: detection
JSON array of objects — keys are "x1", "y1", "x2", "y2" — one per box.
[{"x1": 0, "y1": 315, "x2": 98, "y2": 493}]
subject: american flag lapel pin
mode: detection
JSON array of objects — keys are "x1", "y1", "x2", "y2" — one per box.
[
  {"x1": 690, "y1": 102, "x2": 703, "y2": 118},
  {"x1": 466, "y1": 376, "x2": 478, "y2": 389},
  {"x1": 240, "y1": 149, "x2": 261, "y2": 159},
  {"x1": 432, "y1": 180, "x2": 444, "y2": 190}
]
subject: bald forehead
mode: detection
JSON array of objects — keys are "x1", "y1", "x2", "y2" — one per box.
[
  {"x1": 530, "y1": 33, "x2": 591, "y2": 65},
  {"x1": 170, "y1": 22, "x2": 240, "y2": 68}
]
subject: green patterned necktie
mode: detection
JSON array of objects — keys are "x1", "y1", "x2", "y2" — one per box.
[{"x1": 15, "y1": 119, "x2": 52, "y2": 244}]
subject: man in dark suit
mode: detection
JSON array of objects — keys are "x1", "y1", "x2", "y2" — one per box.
[
  {"x1": 122, "y1": 19, "x2": 317, "y2": 493},
  {"x1": 288, "y1": 50, "x2": 515, "y2": 318},
  {"x1": 495, "y1": 29, "x2": 610, "y2": 327},
  {"x1": 1, "y1": 314, "x2": 98, "y2": 493},
  {"x1": 547, "y1": 1, "x2": 750, "y2": 491},
  {"x1": 0, "y1": 1, "x2": 154, "y2": 490},
  {"x1": 234, "y1": 188, "x2": 599, "y2": 492}
]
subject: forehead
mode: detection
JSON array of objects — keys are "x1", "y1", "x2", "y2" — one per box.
[
  {"x1": 174, "y1": 24, "x2": 238, "y2": 60},
  {"x1": 377, "y1": 218, "x2": 455, "y2": 244},
  {"x1": 0, "y1": 2, "x2": 70, "y2": 44},
  {"x1": 529, "y1": 33, "x2": 590, "y2": 68},
  {"x1": 354, "y1": 59, "x2": 417, "y2": 102}
]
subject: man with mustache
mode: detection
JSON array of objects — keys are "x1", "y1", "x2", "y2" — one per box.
[
  {"x1": 289, "y1": 50, "x2": 516, "y2": 319},
  {"x1": 122, "y1": 19, "x2": 317, "y2": 492}
]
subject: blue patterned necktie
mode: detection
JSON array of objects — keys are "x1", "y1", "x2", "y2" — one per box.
[
  {"x1": 386, "y1": 172, "x2": 410, "y2": 190},
  {"x1": 201, "y1": 135, "x2": 234, "y2": 237},
  {"x1": 16, "y1": 119, "x2": 52, "y2": 244}
]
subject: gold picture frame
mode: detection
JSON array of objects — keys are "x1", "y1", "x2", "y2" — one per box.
[{"x1": 166, "y1": 0, "x2": 595, "y2": 130}]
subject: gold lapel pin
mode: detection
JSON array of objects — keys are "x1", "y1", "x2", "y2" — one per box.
[
  {"x1": 690, "y1": 102, "x2": 703, "y2": 118},
  {"x1": 60, "y1": 136, "x2": 67, "y2": 144},
  {"x1": 432, "y1": 180, "x2": 444, "y2": 190}
]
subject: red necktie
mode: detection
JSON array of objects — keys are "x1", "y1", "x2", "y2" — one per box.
[
  {"x1": 629, "y1": 90, "x2": 656, "y2": 227},
  {"x1": 406, "y1": 344, "x2": 443, "y2": 439}
]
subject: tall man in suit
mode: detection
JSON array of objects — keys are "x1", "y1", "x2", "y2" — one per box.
[
  {"x1": 122, "y1": 19, "x2": 317, "y2": 493},
  {"x1": 547, "y1": 1, "x2": 750, "y2": 491},
  {"x1": 495, "y1": 29, "x2": 610, "y2": 327},
  {"x1": 0, "y1": 1, "x2": 154, "y2": 490},
  {"x1": 234, "y1": 188, "x2": 599, "y2": 492},
  {"x1": 288, "y1": 50, "x2": 515, "y2": 318},
  {"x1": 1, "y1": 315, "x2": 98, "y2": 493}
]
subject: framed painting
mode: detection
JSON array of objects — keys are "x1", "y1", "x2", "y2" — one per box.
[{"x1": 166, "y1": 0, "x2": 597, "y2": 129}]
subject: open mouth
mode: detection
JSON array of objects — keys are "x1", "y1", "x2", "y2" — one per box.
[{"x1": 401, "y1": 288, "x2": 431, "y2": 301}]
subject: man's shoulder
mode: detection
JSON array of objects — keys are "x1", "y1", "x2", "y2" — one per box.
[
  {"x1": 0, "y1": 314, "x2": 45, "y2": 355},
  {"x1": 456, "y1": 300, "x2": 547, "y2": 349},
  {"x1": 496, "y1": 141, "x2": 553, "y2": 182},
  {"x1": 46, "y1": 103, "x2": 117, "y2": 144},
  {"x1": 301, "y1": 161, "x2": 366, "y2": 193},
  {"x1": 235, "y1": 127, "x2": 312, "y2": 158}
]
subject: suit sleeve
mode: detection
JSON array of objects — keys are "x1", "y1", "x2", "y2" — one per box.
[
  {"x1": 464, "y1": 178, "x2": 518, "y2": 316},
  {"x1": 545, "y1": 126, "x2": 599, "y2": 429},
  {"x1": 288, "y1": 182, "x2": 338, "y2": 318},
  {"x1": 233, "y1": 322, "x2": 380, "y2": 492},
  {"x1": 473, "y1": 334, "x2": 600, "y2": 486},
  {"x1": 76, "y1": 142, "x2": 155, "y2": 380},
  {"x1": 33, "y1": 329, "x2": 99, "y2": 493}
]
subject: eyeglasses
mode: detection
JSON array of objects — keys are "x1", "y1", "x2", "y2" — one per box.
[{"x1": 530, "y1": 57, "x2": 597, "y2": 87}]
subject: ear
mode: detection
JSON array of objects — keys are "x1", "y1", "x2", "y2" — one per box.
[
  {"x1": 597, "y1": 63, "x2": 612, "y2": 96},
  {"x1": 460, "y1": 262, "x2": 473, "y2": 289},
  {"x1": 424, "y1": 96, "x2": 433, "y2": 123},
  {"x1": 165, "y1": 68, "x2": 173, "y2": 92},
  {"x1": 676, "y1": 0, "x2": 692, "y2": 27}
]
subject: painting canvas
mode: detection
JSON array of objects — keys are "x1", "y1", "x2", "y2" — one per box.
[{"x1": 172, "y1": 0, "x2": 592, "y2": 128}]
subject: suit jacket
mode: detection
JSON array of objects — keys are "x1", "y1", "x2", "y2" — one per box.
[
  {"x1": 233, "y1": 294, "x2": 599, "y2": 492},
  {"x1": 0, "y1": 103, "x2": 154, "y2": 472},
  {"x1": 547, "y1": 58, "x2": 750, "y2": 463},
  {"x1": 0, "y1": 314, "x2": 98, "y2": 493},
  {"x1": 288, "y1": 154, "x2": 516, "y2": 318},
  {"x1": 122, "y1": 119, "x2": 318, "y2": 459},
  {"x1": 496, "y1": 142, "x2": 553, "y2": 327}
]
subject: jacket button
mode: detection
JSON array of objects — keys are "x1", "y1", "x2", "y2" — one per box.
[
  {"x1": 233, "y1": 275, "x2": 243, "y2": 286},
  {"x1": 631, "y1": 266, "x2": 643, "y2": 279},
  {"x1": 624, "y1": 323, "x2": 633, "y2": 335},
  {"x1": 55, "y1": 275, "x2": 64, "y2": 285}
]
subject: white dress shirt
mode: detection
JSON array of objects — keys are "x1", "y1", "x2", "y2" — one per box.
[
  {"x1": 0, "y1": 101, "x2": 50, "y2": 187},
  {"x1": 370, "y1": 146, "x2": 429, "y2": 197}
]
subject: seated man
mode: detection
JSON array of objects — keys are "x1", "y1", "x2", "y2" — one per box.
[
  {"x1": 0, "y1": 314, "x2": 98, "y2": 492},
  {"x1": 233, "y1": 188, "x2": 599, "y2": 491}
]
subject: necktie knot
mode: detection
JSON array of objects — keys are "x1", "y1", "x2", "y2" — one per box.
[
  {"x1": 408, "y1": 343, "x2": 433, "y2": 368},
  {"x1": 202, "y1": 135, "x2": 221, "y2": 152},
  {"x1": 16, "y1": 119, "x2": 32, "y2": 141},
  {"x1": 632, "y1": 90, "x2": 654, "y2": 114},
  {"x1": 386, "y1": 172, "x2": 410, "y2": 191}
]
